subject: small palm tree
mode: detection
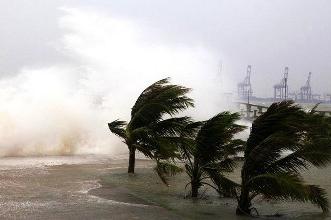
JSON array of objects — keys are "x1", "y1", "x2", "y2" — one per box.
[
  {"x1": 108, "y1": 78, "x2": 194, "y2": 173},
  {"x1": 179, "y1": 112, "x2": 245, "y2": 198},
  {"x1": 236, "y1": 101, "x2": 331, "y2": 216}
]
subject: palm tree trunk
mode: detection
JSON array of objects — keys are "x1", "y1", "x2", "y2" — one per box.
[
  {"x1": 191, "y1": 179, "x2": 199, "y2": 198},
  {"x1": 236, "y1": 187, "x2": 250, "y2": 215},
  {"x1": 128, "y1": 147, "x2": 136, "y2": 174},
  {"x1": 191, "y1": 158, "x2": 200, "y2": 198},
  {"x1": 236, "y1": 165, "x2": 251, "y2": 215}
]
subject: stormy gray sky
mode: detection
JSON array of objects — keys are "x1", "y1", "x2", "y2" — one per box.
[
  {"x1": 0, "y1": 0, "x2": 330, "y2": 97},
  {"x1": 0, "y1": 0, "x2": 330, "y2": 156}
]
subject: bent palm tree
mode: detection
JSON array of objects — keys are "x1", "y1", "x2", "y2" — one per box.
[
  {"x1": 236, "y1": 101, "x2": 331, "y2": 216},
  {"x1": 108, "y1": 78, "x2": 194, "y2": 173},
  {"x1": 179, "y1": 112, "x2": 245, "y2": 198}
]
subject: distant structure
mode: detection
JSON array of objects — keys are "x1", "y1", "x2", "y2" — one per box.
[
  {"x1": 237, "y1": 102, "x2": 331, "y2": 121},
  {"x1": 288, "y1": 91, "x2": 297, "y2": 101},
  {"x1": 273, "y1": 67, "x2": 289, "y2": 100},
  {"x1": 299, "y1": 72, "x2": 312, "y2": 102},
  {"x1": 237, "y1": 65, "x2": 253, "y2": 103},
  {"x1": 235, "y1": 65, "x2": 329, "y2": 105},
  {"x1": 312, "y1": 94, "x2": 321, "y2": 101},
  {"x1": 325, "y1": 94, "x2": 331, "y2": 103}
]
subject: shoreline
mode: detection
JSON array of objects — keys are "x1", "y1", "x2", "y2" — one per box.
[
  {"x1": 0, "y1": 155, "x2": 326, "y2": 219},
  {"x1": 88, "y1": 179, "x2": 155, "y2": 207},
  {"x1": 92, "y1": 166, "x2": 244, "y2": 220},
  {"x1": 89, "y1": 162, "x2": 330, "y2": 220}
]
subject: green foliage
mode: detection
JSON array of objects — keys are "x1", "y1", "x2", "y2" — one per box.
[
  {"x1": 108, "y1": 120, "x2": 127, "y2": 141},
  {"x1": 178, "y1": 112, "x2": 246, "y2": 197},
  {"x1": 237, "y1": 101, "x2": 331, "y2": 215},
  {"x1": 154, "y1": 160, "x2": 183, "y2": 186},
  {"x1": 108, "y1": 78, "x2": 193, "y2": 175},
  {"x1": 248, "y1": 173, "x2": 328, "y2": 212},
  {"x1": 129, "y1": 78, "x2": 194, "y2": 130}
]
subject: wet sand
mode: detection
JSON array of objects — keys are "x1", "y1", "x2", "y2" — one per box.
[
  {"x1": 0, "y1": 156, "x2": 182, "y2": 220},
  {"x1": 95, "y1": 160, "x2": 331, "y2": 220},
  {"x1": 0, "y1": 155, "x2": 329, "y2": 219}
]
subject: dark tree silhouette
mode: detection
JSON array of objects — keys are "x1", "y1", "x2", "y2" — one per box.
[
  {"x1": 108, "y1": 78, "x2": 193, "y2": 173},
  {"x1": 177, "y1": 112, "x2": 245, "y2": 197},
  {"x1": 237, "y1": 101, "x2": 331, "y2": 216}
]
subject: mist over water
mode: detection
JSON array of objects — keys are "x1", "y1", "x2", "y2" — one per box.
[{"x1": 0, "y1": 7, "x2": 234, "y2": 157}]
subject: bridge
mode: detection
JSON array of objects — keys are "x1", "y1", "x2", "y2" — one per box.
[{"x1": 236, "y1": 102, "x2": 331, "y2": 121}]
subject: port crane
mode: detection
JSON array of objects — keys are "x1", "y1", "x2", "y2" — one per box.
[
  {"x1": 299, "y1": 72, "x2": 312, "y2": 102},
  {"x1": 237, "y1": 65, "x2": 253, "y2": 103},
  {"x1": 273, "y1": 67, "x2": 289, "y2": 100}
]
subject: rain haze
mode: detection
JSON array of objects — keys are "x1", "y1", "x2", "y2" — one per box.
[
  {"x1": 0, "y1": 1, "x2": 331, "y2": 220},
  {"x1": 0, "y1": 0, "x2": 330, "y2": 155}
]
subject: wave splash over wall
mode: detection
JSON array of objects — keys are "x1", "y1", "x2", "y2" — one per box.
[{"x1": 0, "y1": 8, "x2": 231, "y2": 157}]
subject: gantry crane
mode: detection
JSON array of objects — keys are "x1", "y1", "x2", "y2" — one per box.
[
  {"x1": 299, "y1": 72, "x2": 312, "y2": 102},
  {"x1": 273, "y1": 67, "x2": 289, "y2": 100},
  {"x1": 237, "y1": 65, "x2": 253, "y2": 103}
]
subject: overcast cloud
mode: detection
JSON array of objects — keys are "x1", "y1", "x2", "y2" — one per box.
[
  {"x1": 0, "y1": 0, "x2": 329, "y2": 155},
  {"x1": 0, "y1": 0, "x2": 330, "y2": 96}
]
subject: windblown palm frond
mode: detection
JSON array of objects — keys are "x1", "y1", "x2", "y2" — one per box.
[
  {"x1": 196, "y1": 112, "x2": 245, "y2": 163},
  {"x1": 178, "y1": 112, "x2": 246, "y2": 198},
  {"x1": 237, "y1": 101, "x2": 331, "y2": 216},
  {"x1": 264, "y1": 138, "x2": 331, "y2": 174},
  {"x1": 107, "y1": 78, "x2": 194, "y2": 175},
  {"x1": 245, "y1": 101, "x2": 305, "y2": 155},
  {"x1": 129, "y1": 78, "x2": 194, "y2": 130},
  {"x1": 154, "y1": 160, "x2": 183, "y2": 186},
  {"x1": 151, "y1": 117, "x2": 192, "y2": 136},
  {"x1": 108, "y1": 120, "x2": 127, "y2": 141},
  {"x1": 129, "y1": 117, "x2": 191, "y2": 160},
  {"x1": 249, "y1": 173, "x2": 328, "y2": 212},
  {"x1": 204, "y1": 168, "x2": 240, "y2": 197}
]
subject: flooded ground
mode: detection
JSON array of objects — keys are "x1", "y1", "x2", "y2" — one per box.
[
  {"x1": 99, "y1": 162, "x2": 330, "y2": 220},
  {"x1": 0, "y1": 155, "x2": 181, "y2": 220},
  {"x1": 0, "y1": 155, "x2": 329, "y2": 219}
]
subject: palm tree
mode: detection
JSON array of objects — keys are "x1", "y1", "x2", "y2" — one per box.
[
  {"x1": 178, "y1": 112, "x2": 245, "y2": 198},
  {"x1": 236, "y1": 101, "x2": 331, "y2": 216},
  {"x1": 108, "y1": 78, "x2": 194, "y2": 173}
]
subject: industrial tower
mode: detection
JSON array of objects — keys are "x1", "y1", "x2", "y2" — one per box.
[
  {"x1": 299, "y1": 72, "x2": 312, "y2": 102},
  {"x1": 274, "y1": 67, "x2": 289, "y2": 100},
  {"x1": 237, "y1": 65, "x2": 253, "y2": 103}
]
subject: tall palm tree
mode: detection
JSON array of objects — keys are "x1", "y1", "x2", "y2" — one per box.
[
  {"x1": 236, "y1": 101, "x2": 331, "y2": 216},
  {"x1": 179, "y1": 112, "x2": 245, "y2": 198},
  {"x1": 108, "y1": 78, "x2": 194, "y2": 173}
]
